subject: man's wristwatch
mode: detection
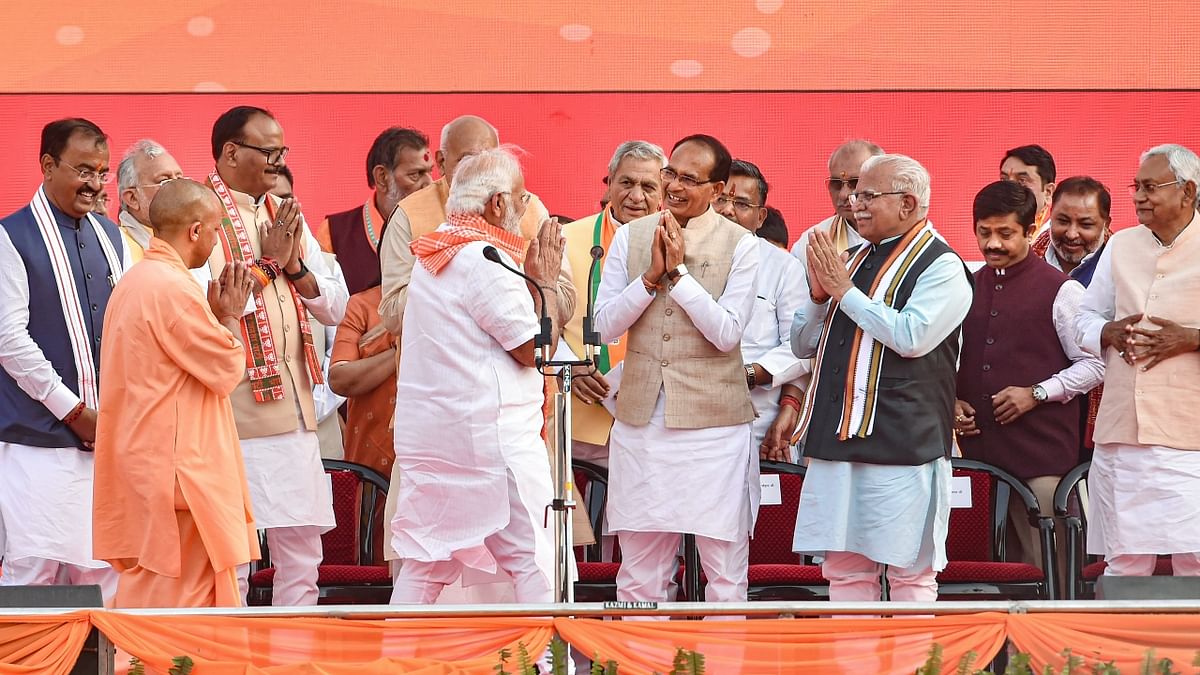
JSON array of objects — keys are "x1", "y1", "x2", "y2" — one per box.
[
  {"x1": 745, "y1": 364, "x2": 757, "y2": 389},
  {"x1": 285, "y1": 259, "x2": 310, "y2": 282},
  {"x1": 1031, "y1": 384, "x2": 1048, "y2": 404},
  {"x1": 665, "y1": 264, "x2": 689, "y2": 283}
]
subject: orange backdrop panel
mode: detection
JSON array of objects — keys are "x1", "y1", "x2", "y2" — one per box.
[
  {"x1": 0, "y1": 611, "x2": 92, "y2": 675},
  {"x1": 554, "y1": 614, "x2": 1008, "y2": 674},
  {"x1": 2, "y1": 2, "x2": 1196, "y2": 92}
]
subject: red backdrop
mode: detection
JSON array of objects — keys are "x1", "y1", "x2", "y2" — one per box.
[{"x1": 3, "y1": 91, "x2": 1196, "y2": 257}]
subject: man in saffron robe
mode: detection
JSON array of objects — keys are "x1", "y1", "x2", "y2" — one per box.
[{"x1": 94, "y1": 178, "x2": 260, "y2": 607}]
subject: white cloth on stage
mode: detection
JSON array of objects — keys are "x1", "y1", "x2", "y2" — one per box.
[
  {"x1": 595, "y1": 224, "x2": 760, "y2": 543},
  {"x1": 794, "y1": 456, "x2": 952, "y2": 571},
  {"x1": 0, "y1": 442, "x2": 111, "y2": 568},
  {"x1": 741, "y1": 238, "x2": 808, "y2": 446},
  {"x1": 1088, "y1": 442, "x2": 1200, "y2": 556},
  {"x1": 389, "y1": 239, "x2": 555, "y2": 590},
  {"x1": 240, "y1": 423, "x2": 335, "y2": 531}
]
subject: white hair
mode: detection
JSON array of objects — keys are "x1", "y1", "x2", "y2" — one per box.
[
  {"x1": 861, "y1": 153, "x2": 931, "y2": 214},
  {"x1": 828, "y1": 139, "x2": 884, "y2": 170},
  {"x1": 117, "y1": 139, "x2": 167, "y2": 212},
  {"x1": 1141, "y1": 143, "x2": 1200, "y2": 191},
  {"x1": 607, "y1": 140, "x2": 667, "y2": 177},
  {"x1": 445, "y1": 146, "x2": 523, "y2": 216},
  {"x1": 439, "y1": 115, "x2": 499, "y2": 151}
]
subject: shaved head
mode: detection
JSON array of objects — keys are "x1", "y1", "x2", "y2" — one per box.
[
  {"x1": 437, "y1": 115, "x2": 501, "y2": 187},
  {"x1": 149, "y1": 179, "x2": 225, "y2": 268}
]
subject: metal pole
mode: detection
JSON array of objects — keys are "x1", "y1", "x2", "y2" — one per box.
[{"x1": 556, "y1": 371, "x2": 575, "y2": 602}]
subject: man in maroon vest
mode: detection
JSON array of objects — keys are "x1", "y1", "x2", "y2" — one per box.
[
  {"x1": 954, "y1": 181, "x2": 1104, "y2": 588},
  {"x1": 315, "y1": 127, "x2": 433, "y2": 296}
]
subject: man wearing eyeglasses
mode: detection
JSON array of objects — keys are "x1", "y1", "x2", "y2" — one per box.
[
  {"x1": 596, "y1": 134, "x2": 761, "y2": 605},
  {"x1": 715, "y1": 160, "x2": 807, "y2": 463},
  {"x1": 1077, "y1": 143, "x2": 1200, "y2": 579},
  {"x1": 0, "y1": 118, "x2": 129, "y2": 602},
  {"x1": 197, "y1": 105, "x2": 348, "y2": 606},
  {"x1": 791, "y1": 139, "x2": 882, "y2": 288},
  {"x1": 115, "y1": 139, "x2": 186, "y2": 264},
  {"x1": 792, "y1": 154, "x2": 972, "y2": 603},
  {"x1": 559, "y1": 140, "x2": 666, "y2": 468}
]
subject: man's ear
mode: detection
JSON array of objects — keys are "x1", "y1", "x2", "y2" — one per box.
[{"x1": 371, "y1": 164, "x2": 389, "y2": 191}]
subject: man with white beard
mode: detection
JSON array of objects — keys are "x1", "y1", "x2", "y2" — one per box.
[{"x1": 389, "y1": 147, "x2": 561, "y2": 604}]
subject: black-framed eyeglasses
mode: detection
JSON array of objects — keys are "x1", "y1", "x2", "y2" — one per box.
[
  {"x1": 714, "y1": 194, "x2": 762, "y2": 212},
  {"x1": 825, "y1": 176, "x2": 859, "y2": 192},
  {"x1": 58, "y1": 160, "x2": 113, "y2": 185},
  {"x1": 1127, "y1": 179, "x2": 1181, "y2": 196},
  {"x1": 233, "y1": 141, "x2": 289, "y2": 165},
  {"x1": 660, "y1": 167, "x2": 715, "y2": 190},
  {"x1": 848, "y1": 190, "x2": 906, "y2": 206}
]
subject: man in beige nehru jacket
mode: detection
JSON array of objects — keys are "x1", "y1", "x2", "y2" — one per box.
[{"x1": 1077, "y1": 143, "x2": 1200, "y2": 578}]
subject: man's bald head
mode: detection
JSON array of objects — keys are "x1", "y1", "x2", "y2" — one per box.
[
  {"x1": 437, "y1": 115, "x2": 500, "y2": 187},
  {"x1": 149, "y1": 179, "x2": 225, "y2": 268}
]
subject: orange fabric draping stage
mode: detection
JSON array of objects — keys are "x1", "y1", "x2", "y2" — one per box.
[{"x1": 5, "y1": 611, "x2": 1200, "y2": 674}]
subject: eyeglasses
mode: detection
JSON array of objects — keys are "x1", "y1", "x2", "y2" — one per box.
[
  {"x1": 58, "y1": 160, "x2": 113, "y2": 185},
  {"x1": 233, "y1": 141, "x2": 289, "y2": 165},
  {"x1": 826, "y1": 176, "x2": 859, "y2": 192},
  {"x1": 848, "y1": 190, "x2": 906, "y2": 206},
  {"x1": 1127, "y1": 179, "x2": 1181, "y2": 196},
  {"x1": 660, "y1": 167, "x2": 715, "y2": 190},
  {"x1": 500, "y1": 191, "x2": 532, "y2": 205},
  {"x1": 714, "y1": 195, "x2": 762, "y2": 212},
  {"x1": 136, "y1": 176, "x2": 187, "y2": 190}
]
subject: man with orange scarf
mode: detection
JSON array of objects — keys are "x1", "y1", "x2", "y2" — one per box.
[{"x1": 389, "y1": 147, "x2": 562, "y2": 604}]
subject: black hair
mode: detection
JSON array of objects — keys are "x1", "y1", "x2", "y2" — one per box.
[
  {"x1": 1053, "y1": 176, "x2": 1111, "y2": 222},
  {"x1": 1001, "y1": 144, "x2": 1056, "y2": 185},
  {"x1": 672, "y1": 134, "x2": 732, "y2": 183},
  {"x1": 756, "y1": 206, "x2": 789, "y2": 247},
  {"x1": 365, "y1": 127, "x2": 430, "y2": 188},
  {"x1": 730, "y1": 159, "x2": 769, "y2": 205},
  {"x1": 973, "y1": 180, "x2": 1039, "y2": 231},
  {"x1": 211, "y1": 105, "x2": 274, "y2": 160},
  {"x1": 40, "y1": 118, "x2": 107, "y2": 159}
]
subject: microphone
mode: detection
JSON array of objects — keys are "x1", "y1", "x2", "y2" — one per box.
[
  {"x1": 483, "y1": 246, "x2": 552, "y2": 366},
  {"x1": 582, "y1": 245, "x2": 604, "y2": 361}
]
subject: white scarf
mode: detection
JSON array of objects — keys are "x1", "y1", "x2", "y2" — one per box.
[
  {"x1": 29, "y1": 186, "x2": 124, "y2": 408},
  {"x1": 797, "y1": 220, "x2": 938, "y2": 441}
]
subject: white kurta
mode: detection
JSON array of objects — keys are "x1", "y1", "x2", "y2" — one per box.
[
  {"x1": 595, "y1": 223, "x2": 760, "y2": 542},
  {"x1": 0, "y1": 443, "x2": 108, "y2": 568},
  {"x1": 390, "y1": 239, "x2": 554, "y2": 584},
  {"x1": 741, "y1": 238, "x2": 808, "y2": 446}
]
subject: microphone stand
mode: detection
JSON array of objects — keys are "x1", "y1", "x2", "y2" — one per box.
[{"x1": 484, "y1": 245, "x2": 605, "y2": 602}]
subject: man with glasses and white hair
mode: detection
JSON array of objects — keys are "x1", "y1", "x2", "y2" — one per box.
[
  {"x1": 389, "y1": 147, "x2": 562, "y2": 605},
  {"x1": 1076, "y1": 143, "x2": 1200, "y2": 578},
  {"x1": 116, "y1": 139, "x2": 186, "y2": 263},
  {"x1": 596, "y1": 134, "x2": 761, "y2": 604},
  {"x1": 792, "y1": 153, "x2": 971, "y2": 602},
  {"x1": 715, "y1": 159, "x2": 808, "y2": 462},
  {"x1": 560, "y1": 139, "x2": 666, "y2": 466}
]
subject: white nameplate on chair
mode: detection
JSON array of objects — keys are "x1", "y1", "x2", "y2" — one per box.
[
  {"x1": 760, "y1": 474, "x2": 782, "y2": 506},
  {"x1": 950, "y1": 475, "x2": 973, "y2": 509}
]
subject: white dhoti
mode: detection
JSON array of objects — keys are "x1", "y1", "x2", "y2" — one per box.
[
  {"x1": 235, "y1": 427, "x2": 335, "y2": 606},
  {"x1": 608, "y1": 393, "x2": 757, "y2": 603},
  {"x1": 1089, "y1": 443, "x2": 1200, "y2": 576},
  {"x1": 0, "y1": 443, "x2": 116, "y2": 602},
  {"x1": 794, "y1": 456, "x2": 951, "y2": 601}
]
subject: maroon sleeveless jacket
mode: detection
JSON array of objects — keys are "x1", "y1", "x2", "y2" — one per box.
[
  {"x1": 325, "y1": 205, "x2": 382, "y2": 296},
  {"x1": 957, "y1": 254, "x2": 1080, "y2": 479}
]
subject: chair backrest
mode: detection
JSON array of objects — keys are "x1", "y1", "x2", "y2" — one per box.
[
  {"x1": 749, "y1": 462, "x2": 805, "y2": 565},
  {"x1": 321, "y1": 460, "x2": 390, "y2": 567},
  {"x1": 946, "y1": 467, "x2": 995, "y2": 562},
  {"x1": 573, "y1": 460, "x2": 610, "y2": 562}
]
